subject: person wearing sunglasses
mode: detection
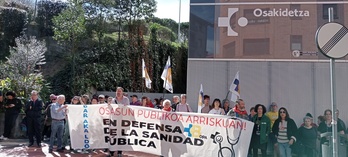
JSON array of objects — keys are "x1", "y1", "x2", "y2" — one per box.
[
  {"x1": 272, "y1": 107, "x2": 298, "y2": 157},
  {"x1": 42, "y1": 94, "x2": 57, "y2": 141}
]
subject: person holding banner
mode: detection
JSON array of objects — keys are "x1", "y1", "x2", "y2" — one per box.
[
  {"x1": 222, "y1": 99, "x2": 231, "y2": 115},
  {"x1": 162, "y1": 99, "x2": 172, "y2": 112},
  {"x1": 176, "y1": 94, "x2": 192, "y2": 112},
  {"x1": 80, "y1": 94, "x2": 90, "y2": 104},
  {"x1": 107, "y1": 96, "x2": 113, "y2": 105},
  {"x1": 201, "y1": 95, "x2": 211, "y2": 113},
  {"x1": 113, "y1": 87, "x2": 130, "y2": 105},
  {"x1": 91, "y1": 97, "x2": 98, "y2": 104},
  {"x1": 208, "y1": 99, "x2": 225, "y2": 115},
  {"x1": 110, "y1": 87, "x2": 129, "y2": 157},
  {"x1": 233, "y1": 99, "x2": 248, "y2": 120},
  {"x1": 171, "y1": 95, "x2": 180, "y2": 111},
  {"x1": 49, "y1": 95, "x2": 68, "y2": 153},
  {"x1": 251, "y1": 104, "x2": 271, "y2": 157},
  {"x1": 145, "y1": 97, "x2": 154, "y2": 108}
]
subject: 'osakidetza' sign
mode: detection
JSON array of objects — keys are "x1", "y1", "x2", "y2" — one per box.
[{"x1": 189, "y1": 1, "x2": 348, "y2": 59}]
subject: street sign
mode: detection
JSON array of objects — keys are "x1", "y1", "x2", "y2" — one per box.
[{"x1": 316, "y1": 22, "x2": 348, "y2": 59}]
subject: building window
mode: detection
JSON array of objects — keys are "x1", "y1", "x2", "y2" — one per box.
[
  {"x1": 323, "y1": 4, "x2": 338, "y2": 19},
  {"x1": 290, "y1": 35, "x2": 302, "y2": 51},
  {"x1": 243, "y1": 38, "x2": 270, "y2": 56},
  {"x1": 290, "y1": 4, "x2": 302, "y2": 20}
]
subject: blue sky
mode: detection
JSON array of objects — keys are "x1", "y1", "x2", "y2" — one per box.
[{"x1": 154, "y1": 0, "x2": 190, "y2": 22}]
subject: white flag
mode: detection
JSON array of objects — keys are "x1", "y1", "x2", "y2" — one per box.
[
  {"x1": 229, "y1": 71, "x2": 240, "y2": 102},
  {"x1": 197, "y1": 84, "x2": 203, "y2": 113},
  {"x1": 161, "y1": 56, "x2": 173, "y2": 93},
  {"x1": 142, "y1": 59, "x2": 152, "y2": 89}
]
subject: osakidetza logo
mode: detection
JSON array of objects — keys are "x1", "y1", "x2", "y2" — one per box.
[
  {"x1": 253, "y1": 8, "x2": 310, "y2": 17},
  {"x1": 218, "y1": 8, "x2": 310, "y2": 36}
]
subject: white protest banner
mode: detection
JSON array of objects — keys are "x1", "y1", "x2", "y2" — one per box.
[{"x1": 67, "y1": 104, "x2": 254, "y2": 157}]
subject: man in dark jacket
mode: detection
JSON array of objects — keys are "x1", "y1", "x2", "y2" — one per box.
[
  {"x1": 25, "y1": 90, "x2": 43, "y2": 147},
  {"x1": 0, "y1": 91, "x2": 22, "y2": 140},
  {"x1": 0, "y1": 91, "x2": 3, "y2": 112}
]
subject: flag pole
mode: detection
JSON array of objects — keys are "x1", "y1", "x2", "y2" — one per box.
[
  {"x1": 142, "y1": 59, "x2": 144, "y2": 96},
  {"x1": 224, "y1": 91, "x2": 230, "y2": 101},
  {"x1": 142, "y1": 77, "x2": 144, "y2": 96},
  {"x1": 162, "y1": 69, "x2": 169, "y2": 98}
]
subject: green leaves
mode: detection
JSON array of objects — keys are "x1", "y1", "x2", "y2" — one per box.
[
  {"x1": 52, "y1": 3, "x2": 86, "y2": 45},
  {"x1": 36, "y1": 1, "x2": 67, "y2": 37}
]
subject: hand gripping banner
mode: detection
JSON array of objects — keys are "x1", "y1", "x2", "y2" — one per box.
[{"x1": 67, "y1": 104, "x2": 254, "y2": 157}]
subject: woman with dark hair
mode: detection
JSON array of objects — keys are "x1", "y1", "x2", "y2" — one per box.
[
  {"x1": 208, "y1": 99, "x2": 225, "y2": 115},
  {"x1": 318, "y1": 109, "x2": 345, "y2": 145},
  {"x1": 222, "y1": 99, "x2": 231, "y2": 115},
  {"x1": 250, "y1": 104, "x2": 271, "y2": 157},
  {"x1": 91, "y1": 97, "x2": 98, "y2": 104},
  {"x1": 272, "y1": 107, "x2": 298, "y2": 157},
  {"x1": 0, "y1": 91, "x2": 22, "y2": 140}
]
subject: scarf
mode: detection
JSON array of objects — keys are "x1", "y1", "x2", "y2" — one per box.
[
  {"x1": 163, "y1": 107, "x2": 172, "y2": 112},
  {"x1": 233, "y1": 106, "x2": 247, "y2": 116}
]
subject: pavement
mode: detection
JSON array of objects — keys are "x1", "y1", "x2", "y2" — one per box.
[{"x1": 0, "y1": 138, "x2": 158, "y2": 157}]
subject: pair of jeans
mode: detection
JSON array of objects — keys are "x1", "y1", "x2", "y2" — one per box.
[
  {"x1": 49, "y1": 120, "x2": 65, "y2": 150},
  {"x1": 278, "y1": 142, "x2": 292, "y2": 157}
]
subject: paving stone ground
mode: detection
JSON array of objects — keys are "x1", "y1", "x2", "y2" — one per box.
[{"x1": 0, "y1": 138, "x2": 158, "y2": 157}]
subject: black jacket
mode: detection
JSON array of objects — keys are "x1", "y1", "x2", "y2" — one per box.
[
  {"x1": 25, "y1": 99, "x2": 43, "y2": 118},
  {"x1": 272, "y1": 118, "x2": 298, "y2": 142},
  {"x1": 4, "y1": 98, "x2": 22, "y2": 114}
]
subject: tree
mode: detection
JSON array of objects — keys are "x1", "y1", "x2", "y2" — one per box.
[
  {"x1": 52, "y1": 0, "x2": 86, "y2": 95},
  {"x1": 151, "y1": 17, "x2": 178, "y2": 35},
  {"x1": 0, "y1": 6, "x2": 28, "y2": 60},
  {"x1": 149, "y1": 23, "x2": 176, "y2": 41},
  {"x1": 36, "y1": 1, "x2": 67, "y2": 37},
  {"x1": 180, "y1": 22, "x2": 189, "y2": 43},
  {"x1": 0, "y1": 35, "x2": 47, "y2": 98}
]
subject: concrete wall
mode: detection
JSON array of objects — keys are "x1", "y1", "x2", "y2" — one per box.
[
  {"x1": 96, "y1": 92, "x2": 182, "y2": 102},
  {"x1": 187, "y1": 59, "x2": 348, "y2": 126}
]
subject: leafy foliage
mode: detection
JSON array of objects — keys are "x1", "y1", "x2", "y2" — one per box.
[
  {"x1": 52, "y1": 1, "x2": 86, "y2": 95},
  {"x1": 151, "y1": 17, "x2": 178, "y2": 34},
  {"x1": 0, "y1": 0, "x2": 189, "y2": 96},
  {"x1": 150, "y1": 23, "x2": 176, "y2": 41},
  {"x1": 0, "y1": 35, "x2": 47, "y2": 98},
  {"x1": 180, "y1": 22, "x2": 189, "y2": 43},
  {"x1": 50, "y1": 38, "x2": 131, "y2": 96},
  {"x1": 36, "y1": 1, "x2": 67, "y2": 37},
  {"x1": 52, "y1": 2, "x2": 86, "y2": 45}
]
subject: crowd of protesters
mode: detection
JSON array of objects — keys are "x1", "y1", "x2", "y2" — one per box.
[{"x1": 0, "y1": 89, "x2": 347, "y2": 157}]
